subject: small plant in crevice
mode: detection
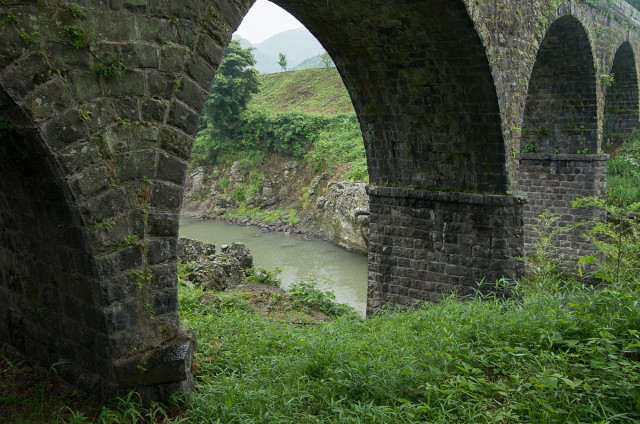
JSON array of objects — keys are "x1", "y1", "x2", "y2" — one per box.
[
  {"x1": 93, "y1": 54, "x2": 132, "y2": 79},
  {"x1": 64, "y1": 25, "x2": 94, "y2": 48},
  {"x1": 19, "y1": 31, "x2": 42, "y2": 48},
  {"x1": 69, "y1": 4, "x2": 86, "y2": 19},
  {"x1": 521, "y1": 142, "x2": 541, "y2": 153},
  {"x1": 132, "y1": 268, "x2": 153, "y2": 289},
  {"x1": 600, "y1": 72, "x2": 615, "y2": 88},
  {"x1": 77, "y1": 107, "x2": 92, "y2": 122},
  {"x1": 4, "y1": 10, "x2": 20, "y2": 24}
]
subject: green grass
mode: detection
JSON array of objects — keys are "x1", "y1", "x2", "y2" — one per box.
[
  {"x1": 178, "y1": 280, "x2": 640, "y2": 423},
  {"x1": 249, "y1": 68, "x2": 354, "y2": 117}
]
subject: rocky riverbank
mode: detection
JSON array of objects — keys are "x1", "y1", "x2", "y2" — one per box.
[
  {"x1": 178, "y1": 237, "x2": 254, "y2": 291},
  {"x1": 181, "y1": 157, "x2": 370, "y2": 254}
]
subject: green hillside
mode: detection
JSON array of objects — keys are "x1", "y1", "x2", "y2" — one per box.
[{"x1": 249, "y1": 68, "x2": 354, "y2": 117}]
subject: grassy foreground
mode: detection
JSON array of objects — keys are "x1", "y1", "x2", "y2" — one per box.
[
  {"x1": 5, "y1": 277, "x2": 640, "y2": 423},
  {"x1": 178, "y1": 281, "x2": 640, "y2": 423}
]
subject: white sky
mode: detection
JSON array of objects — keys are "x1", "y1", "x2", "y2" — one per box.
[{"x1": 235, "y1": 0, "x2": 303, "y2": 44}]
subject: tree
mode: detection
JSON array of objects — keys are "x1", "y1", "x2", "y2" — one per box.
[
  {"x1": 278, "y1": 53, "x2": 288, "y2": 71},
  {"x1": 320, "y1": 51, "x2": 333, "y2": 68},
  {"x1": 193, "y1": 40, "x2": 260, "y2": 164},
  {"x1": 202, "y1": 40, "x2": 260, "y2": 129}
]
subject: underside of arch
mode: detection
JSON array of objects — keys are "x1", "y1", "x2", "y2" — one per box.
[
  {"x1": 521, "y1": 16, "x2": 597, "y2": 154},
  {"x1": 0, "y1": 91, "x2": 110, "y2": 390},
  {"x1": 604, "y1": 42, "x2": 639, "y2": 152},
  {"x1": 274, "y1": 0, "x2": 507, "y2": 194}
]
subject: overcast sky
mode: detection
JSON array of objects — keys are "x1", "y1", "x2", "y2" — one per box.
[{"x1": 235, "y1": 0, "x2": 303, "y2": 44}]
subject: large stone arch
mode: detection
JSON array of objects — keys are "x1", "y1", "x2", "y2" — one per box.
[
  {"x1": 517, "y1": 13, "x2": 606, "y2": 269},
  {"x1": 0, "y1": 92, "x2": 106, "y2": 390},
  {"x1": 274, "y1": 0, "x2": 507, "y2": 193},
  {"x1": 604, "y1": 41, "x2": 640, "y2": 151},
  {"x1": 276, "y1": 0, "x2": 517, "y2": 313},
  {"x1": 521, "y1": 15, "x2": 598, "y2": 155}
]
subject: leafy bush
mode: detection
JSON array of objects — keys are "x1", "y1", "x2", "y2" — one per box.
[
  {"x1": 608, "y1": 130, "x2": 640, "y2": 206},
  {"x1": 305, "y1": 113, "x2": 368, "y2": 181},
  {"x1": 573, "y1": 197, "x2": 640, "y2": 284},
  {"x1": 287, "y1": 280, "x2": 356, "y2": 318},
  {"x1": 245, "y1": 267, "x2": 283, "y2": 287}
]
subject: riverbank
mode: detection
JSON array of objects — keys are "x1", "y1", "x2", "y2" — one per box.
[
  {"x1": 181, "y1": 157, "x2": 370, "y2": 254},
  {"x1": 179, "y1": 216, "x2": 368, "y2": 314}
]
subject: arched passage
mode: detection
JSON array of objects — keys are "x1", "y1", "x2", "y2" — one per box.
[
  {"x1": 521, "y1": 16, "x2": 597, "y2": 154},
  {"x1": 517, "y1": 15, "x2": 606, "y2": 270},
  {"x1": 604, "y1": 42, "x2": 639, "y2": 151},
  {"x1": 274, "y1": 0, "x2": 507, "y2": 193},
  {"x1": 270, "y1": 0, "x2": 518, "y2": 312},
  {"x1": 0, "y1": 93, "x2": 108, "y2": 390}
]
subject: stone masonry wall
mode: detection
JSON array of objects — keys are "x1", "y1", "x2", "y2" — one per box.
[
  {"x1": 367, "y1": 187, "x2": 524, "y2": 316},
  {"x1": 518, "y1": 154, "x2": 608, "y2": 269}
]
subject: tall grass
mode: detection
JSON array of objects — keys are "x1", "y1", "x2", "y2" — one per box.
[
  {"x1": 179, "y1": 280, "x2": 640, "y2": 423},
  {"x1": 608, "y1": 130, "x2": 640, "y2": 207}
]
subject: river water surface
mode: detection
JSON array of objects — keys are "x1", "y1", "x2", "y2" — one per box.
[{"x1": 179, "y1": 217, "x2": 368, "y2": 315}]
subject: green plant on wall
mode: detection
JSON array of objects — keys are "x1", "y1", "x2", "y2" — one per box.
[
  {"x1": 522, "y1": 143, "x2": 541, "y2": 153},
  {"x1": 64, "y1": 25, "x2": 94, "y2": 48},
  {"x1": 93, "y1": 53, "x2": 132, "y2": 79},
  {"x1": 600, "y1": 73, "x2": 615, "y2": 88}
]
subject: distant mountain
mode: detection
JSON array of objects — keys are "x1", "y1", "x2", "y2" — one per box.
[
  {"x1": 256, "y1": 28, "x2": 325, "y2": 70},
  {"x1": 232, "y1": 34, "x2": 280, "y2": 74},
  {"x1": 233, "y1": 28, "x2": 326, "y2": 74}
]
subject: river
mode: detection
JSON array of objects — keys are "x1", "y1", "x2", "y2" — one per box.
[{"x1": 179, "y1": 217, "x2": 368, "y2": 315}]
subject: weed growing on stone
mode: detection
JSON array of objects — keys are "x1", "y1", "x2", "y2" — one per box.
[
  {"x1": 68, "y1": 4, "x2": 86, "y2": 19},
  {"x1": 64, "y1": 25, "x2": 93, "y2": 48},
  {"x1": 92, "y1": 55, "x2": 132, "y2": 79}
]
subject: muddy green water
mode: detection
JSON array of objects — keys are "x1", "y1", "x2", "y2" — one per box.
[{"x1": 179, "y1": 217, "x2": 368, "y2": 315}]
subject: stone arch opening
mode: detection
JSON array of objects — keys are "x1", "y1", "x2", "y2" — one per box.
[
  {"x1": 517, "y1": 15, "x2": 605, "y2": 271},
  {"x1": 274, "y1": 0, "x2": 507, "y2": 193},
  {"x1": 180, "y1": 1, "x2": 371, "y2": 309},
  {"x1": 266, "y1": 0, "x2": 515, "y2": 313},
  {"x1": 0, "y1": 92, "x2": 110, "y2": 391},
  {"x1": 604, "y1": 41, "x2": 639, "y2": 152},
  {"x1": 521, "y1": 16, "x2": 597, "y2": 155}
]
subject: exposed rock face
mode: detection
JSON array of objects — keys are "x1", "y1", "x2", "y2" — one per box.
[
  {"x1": 178, "y1": 238, "x2": 254, "y2": 291},
  {"x1": 310, "y1": 181, "x2": 369, "y2": 254},
  {"x1": 181, "y1": 161, "x2": 370, "y2": 254}
]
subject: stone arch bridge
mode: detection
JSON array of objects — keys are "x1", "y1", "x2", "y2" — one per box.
[{"x1": 1, "y1": 0, "x2": 639, "y2": 399}]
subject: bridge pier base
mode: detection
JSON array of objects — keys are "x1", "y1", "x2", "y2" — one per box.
[
  {"x1": 366, "y1": 186, "x2": 524, "y2": 316},
  {"x1": 518, "y1": 154, "x2": 608, "y2": 271}
]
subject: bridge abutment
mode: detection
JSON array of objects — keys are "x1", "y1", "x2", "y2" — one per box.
[
  {"x1": 366, "y1": 187, "x2": 524, "y2": 316},
  {"x1": 518, "y1": 154, "x2": 608, "y2": 270}
]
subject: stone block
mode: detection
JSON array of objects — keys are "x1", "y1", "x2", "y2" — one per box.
[
  {"x1": 114, "y1": 329, "x2": 195, "y2": 389},
  {"x1": 167, "y1": 100, "x2": 199, "y2": 134}
]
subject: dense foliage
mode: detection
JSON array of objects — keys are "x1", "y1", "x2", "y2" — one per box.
[
  {"x1": 607, "y1": 130, "x2": 640, "y2": 207},
  {"x1": 191, "y1": 45, "x2": 368, "y2": 182}
]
